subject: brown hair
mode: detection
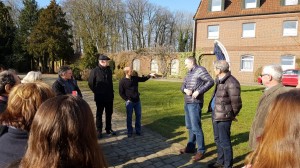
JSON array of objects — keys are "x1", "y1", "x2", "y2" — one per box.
[
  {"x1": 20, "y1": 95, "x2": 107, "y2": 168},
  {"x1": 247, "y1": 89, "x2": 300, "y2": 167},
  {"x1": 0, "y1": 82, "x2": 54, "y2": 131}
]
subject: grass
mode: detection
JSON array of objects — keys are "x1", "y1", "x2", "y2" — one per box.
[{"x1": 79, "y1": 79, "x2": 263, "y2": 167}]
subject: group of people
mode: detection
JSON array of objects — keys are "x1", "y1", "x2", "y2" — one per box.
[
  {"x1": 179, "y1": 57, "x2": 300, "y2": 168},
  {"x1": 0, "y1": 54, "x2": 299, "y2": 167},
  {"x1": 0, "y1": 66, "x2": 107, "y2": 167}
]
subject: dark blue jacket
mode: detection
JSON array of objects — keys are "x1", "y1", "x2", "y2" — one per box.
[
  {"x1": 0, "y1": 127, "x2": 28, "y2": 168},
  {"x1": 181, "y1": 65, "x2": 214, "y2": 104},
  {"x1": 52, "y1": 76, "x2": 82, "y2": 97}
]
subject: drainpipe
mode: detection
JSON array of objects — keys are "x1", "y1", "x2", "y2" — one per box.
[{"x1": 192, "y1": 18, "x2": 197, "y2": 57}]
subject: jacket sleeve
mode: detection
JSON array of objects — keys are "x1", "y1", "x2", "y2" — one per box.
[
  {"x1": 181, "y1": 77, "x2": 187, "y2": 94},
  {"x1": 88, "y1": 69, "x2": 95, "y2": 92},
  {"x1": 118, "y1": 79, "x2": 127, "y2": 101},
  {"x1": 136, "y1": 75, "x2": 150, "y2": 82},
  {"x1": 195, "y1": 68, "x2": 214, "y2": 95},
  {"x1": 228, "y1": 82, "x2": 242, "y2": 116}
]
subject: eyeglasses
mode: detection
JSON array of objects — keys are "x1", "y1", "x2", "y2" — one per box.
[{"x1": 261, "y1": 74, "x2": 269, "y2": 77}]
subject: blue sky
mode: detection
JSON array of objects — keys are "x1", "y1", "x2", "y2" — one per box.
[{"x1": 36, "y1": 0, "x2": 200, "y2": 13}]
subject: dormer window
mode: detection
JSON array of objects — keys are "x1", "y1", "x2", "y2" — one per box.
[
  {"x1": 242, "y1": 0, "x2": 260, "y2": 9},
  {"x1": 210, "y1": 0, "x2": 225, "y2": 11}
]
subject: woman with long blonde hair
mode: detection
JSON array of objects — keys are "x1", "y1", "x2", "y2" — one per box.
[
  {"x1": 0, "y1": 82, "x2": 54, "y2": 167},
  {"x1": 20, "y1": 95, "x2": 107, "y2": 168},
  {"x1": 245, "y1": 89, "x2": 300, "y2": 167}
]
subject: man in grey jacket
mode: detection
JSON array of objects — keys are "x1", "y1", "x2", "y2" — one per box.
[
  {"x1": 249, "y1": 64, "x2": 290, "y2": 150},
  {"x1": 180, "y1": 56, "x2": 214, "y2": 161},
  {"x1": 207, "y1": 60, "x2": 242, "y2": 168}
]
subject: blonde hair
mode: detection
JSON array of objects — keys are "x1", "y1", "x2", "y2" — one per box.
[
  {"x1": 0, "y1": 82, "x2": 55, "y2": 131},
  {"x1": 21, "y1": 71, "x2": 42, "y2": 83}
]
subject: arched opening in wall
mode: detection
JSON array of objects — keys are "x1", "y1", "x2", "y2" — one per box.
[
  {"x1": 133, "y1": 59, "x2": 140, "y2": 72},
  {"x1": 171, "y1": 59, "x2": 179, "y2": 76},
  {"x1": 150, "y1": 59, "x2": 158, "y2": 73}
]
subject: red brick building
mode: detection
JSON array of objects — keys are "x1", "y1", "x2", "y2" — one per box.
[{"x1": 193, "y1": 0, "x2": 300, "y2": 84}]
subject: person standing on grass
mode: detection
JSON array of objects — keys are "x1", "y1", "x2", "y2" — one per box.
[
  {"x1": 52, "y1": 65, "x2": 82, "y2": 97},
  {"x1": 249, "y1": 64, "x2": 290, "y2": 150},
  {"x1": 207, "y1": 60, "x2": 242, "y2": 168},
  {"x1": 88, "y1": 54, "x2": 116, "y2": 138},
  {"x1": 180, "y1": 56, "x2": 214, "y2": 162},
  {"x1": 119, "y1": 67, "x2": 155, "y2": 137}
]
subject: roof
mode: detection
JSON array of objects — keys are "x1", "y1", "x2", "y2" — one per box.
[{"x1": 194, "y1": 0, "x2": 300, "y2": 20}]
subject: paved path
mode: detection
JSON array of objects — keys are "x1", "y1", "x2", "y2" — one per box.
[{"x1": 42, "y1": 74, "x2": 215, "y2": 168}]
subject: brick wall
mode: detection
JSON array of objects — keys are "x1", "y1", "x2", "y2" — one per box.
[{"x1": 195, "y1": 12, "x2": 300, "y2": 84}]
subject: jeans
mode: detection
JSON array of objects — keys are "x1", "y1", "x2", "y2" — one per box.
[
  {"x1": 184, "y1": 103, "x2": 205, "y2": 154},
  {"x1": 126, "y1": 101, "x2": 141, "y2": 134},
  {"x1": 212, "y1": 120, "x2": 233, "y2": 168},
  {"x1": 95, "y1": 101, "x2": 113, "y2": 132}
]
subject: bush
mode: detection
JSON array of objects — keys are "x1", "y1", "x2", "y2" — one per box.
[{"x1": 114, "y1": 68, "x2": 124, "y2": 80}]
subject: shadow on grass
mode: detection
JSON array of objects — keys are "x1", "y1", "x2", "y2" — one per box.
[{"x1": 204, "y1": 131, "x2": 250, "y2": 167}]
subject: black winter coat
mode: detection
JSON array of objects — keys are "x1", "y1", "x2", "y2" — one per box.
[
  {"x1": 208, "y1": 72, "x2": 242, "y2": 121},
  {"x1": 88, "y1": 65, "x2": 114, "y2": 102}
]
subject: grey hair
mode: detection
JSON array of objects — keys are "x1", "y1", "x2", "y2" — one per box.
[
  {"x1": 262, "y1": 64, "x2": 283, "y2": 81},
  {"x1": 0, "y1": 70, "x2": 16, "y2": 94},
  {"x1": 58, "y1": 66, "x2": 71, "y2": 77},
  {"x1": 185, "y1": 56, "x2": 197, "y2": 65},
  {"x1": 214, "y1": 60, "x2": 229, "y2": 73},
  {"x1": 21, "y1": 71, "x2": 42, "y2": 83}
]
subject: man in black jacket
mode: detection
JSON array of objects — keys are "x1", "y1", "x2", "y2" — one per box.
[
  {"x1": 52, "y1": 65, "x2": 82, "y2": 97},
  {"x1": 119, "y1": 67, "x2": 155, "y2": 137},
  {"x1": 207, "y1": 60, "x2": 242, "y2": 168},
  {"x1": 88, "y1": 54, "x2": 115, "y2": 138}
]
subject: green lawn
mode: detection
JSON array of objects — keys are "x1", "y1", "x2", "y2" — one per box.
[{"x1": 80, "y1": 79, "x2": 263, "y2": 167}]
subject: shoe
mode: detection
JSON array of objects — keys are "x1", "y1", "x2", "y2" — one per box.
[
  {"x1": 97, "y1": 131, "x2": 102, "y2": 139},
  {"x1": 127, "y1": 134, "x2": 132, "y2": 138},
  {"x1": 106, "y1": 129, "x2": 117, "y2": 135},
  {"x1": 193, "y1": 152, "x2": 204, "y2": 162},
  {"x1": 179, "y1": 148, "x2": 187, "y2": 154},
  {"x1": 207, "y1": 162, "x2": 224, "y2": 168},
  {"x1": 136, "y1": 132, "x2": 142, "y2": 136}
]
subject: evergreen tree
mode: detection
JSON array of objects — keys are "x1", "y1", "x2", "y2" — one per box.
[
  {"x1": 28, "y1": 0, "x2": 73, "y2": 73},
  {"x1": 18, "y1": 0, "x2": 39, "y2": 70},
  {"x1": 0, "y1": 1, "x2": 15, "y2": 67}
]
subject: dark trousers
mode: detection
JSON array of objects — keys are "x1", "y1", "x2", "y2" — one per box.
[
  {"x1": 212, "y1": 120, "x2": 233, "y2": 168},
  {"x1": 95, "y1": 101, "x2": 113, "y2": 132}
]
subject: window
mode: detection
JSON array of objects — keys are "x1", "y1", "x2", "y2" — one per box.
[
  {"x1": 283, "y1": 21, "x2": 298, "y2": 36},
  {"x1": 240, "y1": 55, "x2": 254, "y2": 71},
  {"x1": 133, "y1": 59, "x2": 140, "y2": 72},
  {"x1": 150, "y1": 59, "x2": 158, "y2": 73},
  {"x1": 244, "y1": 0, "x2": 258, "y2": 9},
  {"x1": 284, "y1": 0, "x2": 298, "y2": 5},
  {"x1": 242, "y1": 23, "x2": 256, "y2": 38},
  {"x1": 208, "y1": 25, "x2": 219, "y2": 39},
  {"x1": 211, "y1": 0, "x2": 222, "y2": 11},
  {"x1": 281, "y1": 55, "x2": 295, "y2": 70}
]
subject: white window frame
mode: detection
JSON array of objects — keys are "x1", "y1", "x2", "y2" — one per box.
[
  {"x1": 211, "y1": 0, "x2": 222, "y2": 11},
  {"x1": 240, "y1": 55, "x2": 254, "y2": 71},
  {"x1": 242, "y1": 23, "x2": 256, "y2": 38},
  {"x1": 150, "y1": 59, "x2": 158, "y2": 73},
  {"x1": 245, "y1": 0, "x2": 257, "y2": 9},
  {"x1": 208, "y1": 25, "x2": 219, "y2": 39},
  {"x1": 283, "y1": 20, "x2": 298, "y2": 36},
  {"x1": 285, "y1": 0, "x2": 298, "y2": 5},
  {"x1": 281, "y1": 55, "x2": 295, "y2": 70},
  {"x1": 170, "y1": 59, "x2": 179, "y2": 76}
]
